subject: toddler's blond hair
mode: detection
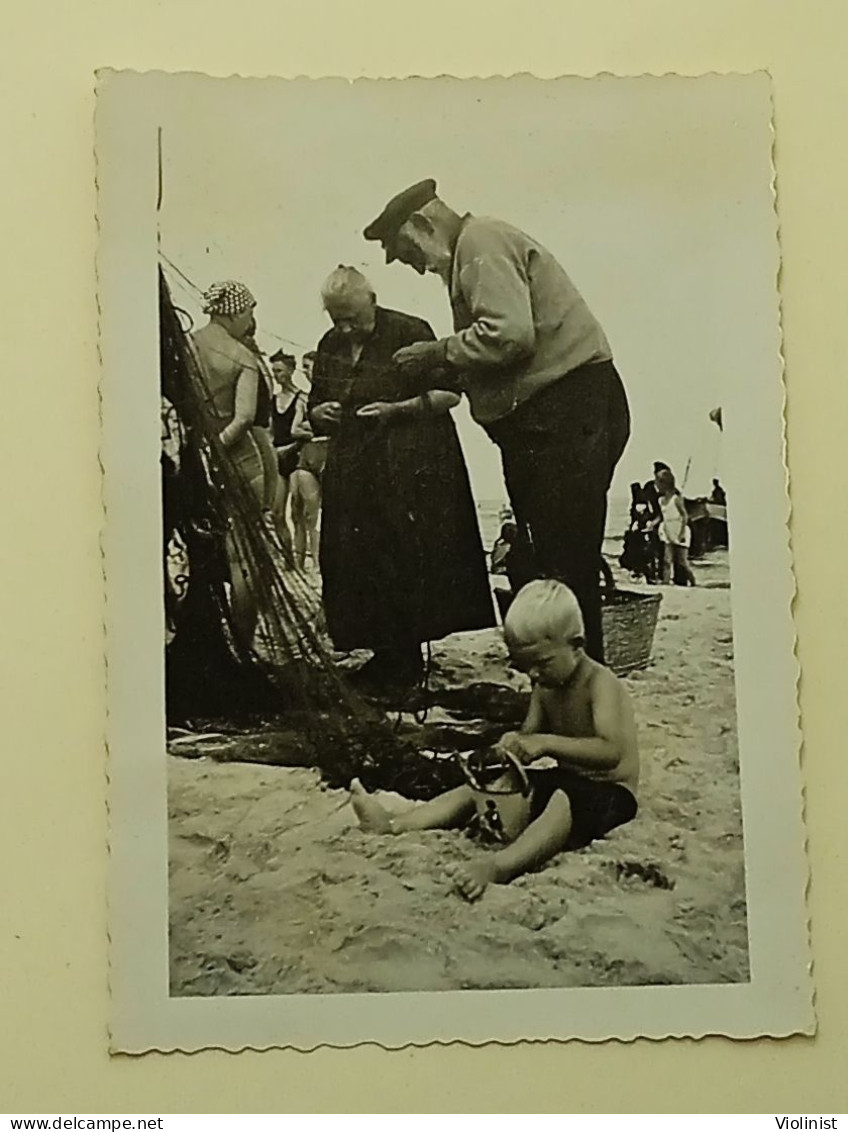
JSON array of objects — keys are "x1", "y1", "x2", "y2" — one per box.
[{"x1": 503, "y1": 579, "x2": 585, "y2": 645}]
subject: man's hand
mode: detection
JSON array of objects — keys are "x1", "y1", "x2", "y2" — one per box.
[
  {"x1": 311, "y1": 401, "x2": 342, "y2": 434},
  {"x1": 392, "y1": 340, "x2": 445, "y2": 377},
  {"x1": 498, "y1": 731, "x2": 548, "y2": 765},
  {"x1": 355, "y1": 400, "x2": 400, "y2": 425}
]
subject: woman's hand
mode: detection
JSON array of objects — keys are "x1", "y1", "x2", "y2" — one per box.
[
  {"x1": 311, "y1": 401, "x2": 342, "y2": 433},
  {"x1": 355, "y1": 401, "x2": 400, "y2": 425},
  {"x1": 392, "y1": 340, "x2": 445, "y2": 376}
]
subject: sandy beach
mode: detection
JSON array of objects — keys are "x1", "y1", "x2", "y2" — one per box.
[{"x1": 167, "y1": 548, "x2": 748, "y2": 996}]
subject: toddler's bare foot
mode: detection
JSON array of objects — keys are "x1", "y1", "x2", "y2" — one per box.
[
  {"x1": 350, "y1": 777, "x2": 394, "y2": 833},
  {"x1": 451, "y1": 857, "x2": 501, "y2": 902}
]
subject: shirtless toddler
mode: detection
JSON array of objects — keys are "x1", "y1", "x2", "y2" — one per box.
[{"x1": 351, "y1": 579, "x2": 639, "y2": 900}]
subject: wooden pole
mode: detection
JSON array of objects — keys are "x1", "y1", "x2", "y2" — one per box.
[
  {"x1": 156, "y1": 126, "x2": 163, "y2": 250},
  {"x1": 681, "y1": 455, "x2": 692, "y2": 492}
]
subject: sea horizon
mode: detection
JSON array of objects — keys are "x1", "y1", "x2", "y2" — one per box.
[{"x1": 476, "y1": 494, "x2": 630, "y2": 556}]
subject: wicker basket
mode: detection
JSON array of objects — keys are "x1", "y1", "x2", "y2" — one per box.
[{"x1": 601, "y1": 586, "x2": 662, "y2": 675}]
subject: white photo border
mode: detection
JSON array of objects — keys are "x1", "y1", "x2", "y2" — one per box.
[{"x1": 98, "y1": 70, "x2": 812, "y2": 1052}]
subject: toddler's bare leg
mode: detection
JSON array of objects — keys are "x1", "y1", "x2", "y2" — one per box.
[
  {"x1": 492, "y1": 791, "x2": 572, "y2": 879},
  {"x1": 350, "y1": 779, "x2": 475, "y2": 834},
  {"x1": 392, "y1": 785, "x2": 476, "y2": 832},
  {"x1": 453, "y1": 791, "x2": 573, "y2": 901},
  {"x1": 349, "y1": 778, "x2": 394, "y2": 832}
]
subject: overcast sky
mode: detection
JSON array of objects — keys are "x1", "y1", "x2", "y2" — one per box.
[{"x1": 155, "y1": 74, "x2": 775, "y2": 503}]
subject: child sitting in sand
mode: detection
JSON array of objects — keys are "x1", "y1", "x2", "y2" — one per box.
[{"x1": 351, "y1": 579, "x2": 639, "y2": 901}]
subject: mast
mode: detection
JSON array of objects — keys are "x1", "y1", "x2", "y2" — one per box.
[
  {"x1": 681, "y1": 455, "x2": 692, "y2": 492},
  {"x1": 156, "y1": 126, "x2": 163, "y2": 252}
]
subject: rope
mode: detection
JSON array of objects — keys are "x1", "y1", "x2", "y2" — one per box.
[{"x1": 414, "y1": 641, "x2": 434, "y2": 725}]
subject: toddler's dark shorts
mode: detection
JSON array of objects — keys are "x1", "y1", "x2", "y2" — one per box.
[{"x1": 528, "y1": 768, "x2": 638, "y2": 849}]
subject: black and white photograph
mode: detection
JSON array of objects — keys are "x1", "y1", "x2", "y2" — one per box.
[{"x1": 99, "y1": 71, "x2": 811, "y2": 1050}]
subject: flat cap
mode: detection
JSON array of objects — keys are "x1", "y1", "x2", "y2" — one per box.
[{"x1": 363, "y1": 178, "x2": 438, "y2": 258}]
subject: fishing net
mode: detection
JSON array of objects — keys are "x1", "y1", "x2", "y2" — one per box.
[{"x1": 159, "y1": 269, "x2": 462, "y2": 798}]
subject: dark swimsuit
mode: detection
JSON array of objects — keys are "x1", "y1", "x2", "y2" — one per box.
[
  {"x1": 271, "y1": 392, "x2": 303, "y2": 477},
  {"x1": 527, "y1": 768, "x2": 638, "y2": 849},
  {"x1": 253, "y1": 371, "x2": 272, "y2": 429}
]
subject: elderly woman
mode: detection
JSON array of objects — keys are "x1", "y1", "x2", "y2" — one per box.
[
  {"x1": 189, "y1": 280, "x2": 278, "y2": 648},
  {"x1": 309, "y1": 266, "x2": 495, "y2": 688}
]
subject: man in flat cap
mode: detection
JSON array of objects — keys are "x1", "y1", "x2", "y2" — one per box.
[{"x1": 364, "y1": 180, "x2": 630, "y2": 663}]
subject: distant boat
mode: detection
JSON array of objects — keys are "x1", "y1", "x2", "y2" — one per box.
[{"x1": 684, "y1": 497, "x2": 729, "y2": 557}]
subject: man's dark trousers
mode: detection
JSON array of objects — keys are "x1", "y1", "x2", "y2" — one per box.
[{"x1": 485, "y1": 360, "x2": 630, "y2": 664}]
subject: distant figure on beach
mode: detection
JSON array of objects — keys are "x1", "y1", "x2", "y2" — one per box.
[
  {"x1": 706, "y1": 477, "x2": 729, "y2": 550},
  {"x1": 363, "y1": 178, "x2": 630, "y2": 664},
  {"x1": 491, "y1": 521, "x2": 518, "y2": 576},
  {"x1": 656, "y1": 468, "x2": 697, "y2": 587},
  {"x1": 351, "y1": 580, "x2": 639, "y2": 901},
  {"x1": 267, "y1": 350, "x2": 310, "y2": 557},
  {"x1": 309, "y1": 266, "x2": 495, "y2": 688},
  {"x1": 289, "y1": 351, "x2": 326, "y2": 571},
  {"x1": 490, "y1": 520, "x2": 537, "y2": 623},
  {"x1": 642, "y1": 461, "x2": 670, "y2": 515},
  {"x1": 642, "y1": 462, "x2": 672, "y2": 580},
  {"x1": 709, "y1": 478, "x2": 727, "y2": 507},
  {"x1": 619, "y1": 482, "x2": 658, "y2": 583}
]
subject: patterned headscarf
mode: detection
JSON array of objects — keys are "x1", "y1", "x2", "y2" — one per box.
[{"x1": 201, "y1": 280, "x2": 256, "y2": 317}]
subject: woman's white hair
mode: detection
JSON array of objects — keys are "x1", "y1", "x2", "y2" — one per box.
[{"x1": 320, "y1": 265, "x2": 376, "y2": 306}]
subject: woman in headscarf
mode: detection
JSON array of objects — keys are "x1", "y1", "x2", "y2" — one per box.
[
  {"x1": 309, "y1": 266, "x2": 496, "y2": 688},
  {"x1": 189, "y1": 280, "x2": 279, "y2": 648}
]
